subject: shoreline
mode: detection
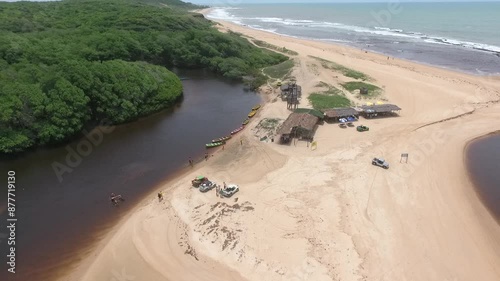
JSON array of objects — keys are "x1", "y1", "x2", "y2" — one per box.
[
  {"x1": 464, "y1": 130, "x2": 500, "y2": 223},
  {"x1": 199, "y1": 7, "x2": 500, "y2": 77},
  {"x1": 66, "y1": 11, "x2": 500, "y2": 281}
]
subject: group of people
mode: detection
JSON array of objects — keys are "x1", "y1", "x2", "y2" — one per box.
[{"x1": 215, "y1": 182, "x2": 227, "y2": 198}]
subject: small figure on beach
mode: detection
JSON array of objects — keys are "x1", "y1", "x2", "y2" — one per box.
[
  {"x1": 158, "y1": 192, "x2": 163, "y2": 202},
  {"x1": 188, "y1": 158, "x2": 193, "y2": 167},
  {"x1": 205, "y1": 152, "x2": 209, "y2": 161},
  {"x1": 240, "y1": 139, "x2": 243, "y2": 146},
  {"x1": 215, "y1": 185, "x2": 219, "y2": 197},
  {"x1": 223, "y1": 182, "x2": 227, "y2": 189}
]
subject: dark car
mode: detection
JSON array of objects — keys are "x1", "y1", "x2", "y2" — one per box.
[
  {"x1": 372, "y1": 157, "x2": 389, "y2": 169},
  {"x1": 357, "y1": 125, "x2": 369, "y2": 132}
]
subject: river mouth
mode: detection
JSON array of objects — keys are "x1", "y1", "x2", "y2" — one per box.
[
  {"x1": 466, "y1": 133, "x2": 500, "y2": 223},
  {"x1": 0, "y1": 68, "x2": 260, "y2": 281}
]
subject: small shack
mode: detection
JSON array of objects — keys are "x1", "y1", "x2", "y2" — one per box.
[
  {"x1": 276, "y1": 113, "x2": 319, "y2": 143},
  {"x1": 281, "y1": 82, "x2": 302, "y2": 99},
  {"x1": 361, "y1": 104, "x2": 401, "y2": 118},
  {"x1": 324, "y1": 107, "x2": 359, "y2": 123}
]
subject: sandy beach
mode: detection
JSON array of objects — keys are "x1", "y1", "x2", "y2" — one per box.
[{"x1": 67, "y1": 11, "x2": 500, "y2": 281}]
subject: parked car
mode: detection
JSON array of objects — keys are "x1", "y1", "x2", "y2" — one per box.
[
  {"x1": 219, "y1": 184, "x2": 239, "y2": 198},
  {"x1": 357, "y1": 125, "x2": 369, "y2": 132},
  {"x1": 199, "y1": 181, "x2": 217, "y2": 192},
  {"x1": 372, "y1": 157, "x2": 389, "y2": 169}
]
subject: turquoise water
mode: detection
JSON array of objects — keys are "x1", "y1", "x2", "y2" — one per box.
[{"x1": 208, "y1": 2, "x2": 500, "y2": 74}]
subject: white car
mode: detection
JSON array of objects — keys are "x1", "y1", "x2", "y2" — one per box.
[
  {"x1": 219, "y1": 184, "x2": 239, "y2": 198},
  {"x1": 372, "y1": 157, "x2": 389, "y2": 169}
]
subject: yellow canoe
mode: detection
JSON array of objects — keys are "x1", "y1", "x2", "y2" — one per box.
[
  {"x1": 248, "y1": 110, "x2": 257, "y2": 118},
  {"x1": 252, "y1": 104, "x2": 261, "y2": 111}
]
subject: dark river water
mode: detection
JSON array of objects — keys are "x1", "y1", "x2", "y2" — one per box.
[
  {"x1": 466, "y1": 133, "x2": 500, "y2": 223},
  {"x1": 0, "y1": 69, "x2": 259, "y2": 281}
]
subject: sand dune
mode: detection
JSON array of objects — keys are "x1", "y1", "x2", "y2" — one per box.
[{"x1": 69, "y1": 13, "x2": 500, "y2": 281}]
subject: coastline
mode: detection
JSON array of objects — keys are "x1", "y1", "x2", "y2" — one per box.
[
  {"x1": 66, "y1": 11, "x2": 500, "y2": 281},
  {"x1": 464, "y1": 130, "x2": 500, "y2": 223}
]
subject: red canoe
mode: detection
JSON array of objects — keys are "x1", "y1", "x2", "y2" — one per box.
[{"x1": 230, "y1": 126, "x2": 244, "y2": 135}]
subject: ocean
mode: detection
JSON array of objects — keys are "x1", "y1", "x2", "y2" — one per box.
[{"x1": 207, "y1": 2, "x2": 500, "y2": 75}]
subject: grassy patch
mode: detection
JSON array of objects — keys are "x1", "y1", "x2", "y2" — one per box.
[
  {"x1": 254, "y1": 40, "x2": 299, "y2": 55},
  {"x1": 310, "y1": 56, "x2": 371, "y2": 81},
  {"x1": 341, "y1": 81, "x2": 381, "y2": 92},
  {"x1": 314, "y1": 81, "x2": 344, "y2": 95},
  {"x1": 308, "y1": 93, "x2": 351, "y2": 110},
  {"x1": 263, "y1": 59, "x2": 294, "y2": 79}
]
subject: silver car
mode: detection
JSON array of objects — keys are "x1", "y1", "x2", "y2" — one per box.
[
  {"x1": 372, "y1": 157, "x2": 389, "y2": 169},
  {"x1": 199, "y1": 181, "x2": 217, "y2": 192}
]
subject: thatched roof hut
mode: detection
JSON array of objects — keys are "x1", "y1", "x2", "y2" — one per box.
[
  {"x1": 277, "y1": 113, "x2": 319, "y2": 142},
  {"x1": 324, "y1": 107, "x2": 359, "y2": 119},
  {"x1": 361, "y1": 104, "x2": 401, "y2": 118},
  {"x1": 361, "y1": 104, "x2": 401, "y2": 113}
]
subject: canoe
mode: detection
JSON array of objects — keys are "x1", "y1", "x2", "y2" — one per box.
[
  {"x1": 231, "y1": 126, "x2": 244, "y2": 135},
  {"x1": 212, "y1": 135, "x2": 231, "y2": 143},
  {"x1": 248, "y1": 110, "x2": 257, "y2": 118},
  {"x1": 242, "y1": 119, "x2": 249, "y2": 125},
  {"x1": 206, "y1": 142, "x2": 224, "y2": 148},
  {"x1": 252, "y1": 104, "x2": 261, "y2": 111}
]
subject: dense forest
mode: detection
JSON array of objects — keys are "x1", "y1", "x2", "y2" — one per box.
[{"x1": 0, "y1": 0, "x2": 287, "y2": 154}]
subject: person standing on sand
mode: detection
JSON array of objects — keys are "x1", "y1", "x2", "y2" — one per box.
[
  {"x1": 188, "y1": 157, "x2": 193, "y2": 167},
  {"x1": 204, "y1": 152, "x2": 208, "y2": 161},
  {"x1": 158, "y1": 192, "x2": 163, "y2": 202},
  {"x1": 240, "y1": 139, "x2": 243, "y2": 146}
]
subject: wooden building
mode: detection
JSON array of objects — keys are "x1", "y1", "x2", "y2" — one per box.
[
  {"x1": 361, "y1": 104, "x2": 401, "y2": 118},
  {"x1": 323, "y1": 107, "x2": 359, "y2": 123},
  {"x1": 276, "y1": 113, "x2": 319, "y2": 143},
  {"x1": 280, "y1": 82, "x2": 302, "y2": 109}
]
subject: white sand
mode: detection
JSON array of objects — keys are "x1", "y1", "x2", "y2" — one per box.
[{"x1": 67, "y1": 13, "x2": 500, "y2": 281}]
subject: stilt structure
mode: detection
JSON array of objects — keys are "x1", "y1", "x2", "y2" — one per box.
[{"x1": 285, "y1": 82, "x2": 301, "y2": 109}]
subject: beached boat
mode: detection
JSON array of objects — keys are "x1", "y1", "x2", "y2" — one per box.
[
  {"x1": 252, "y1": 104, "x2": 261, "y2": 111},
  {"x1": 206, "y1": 141, "x2": 224, "y2": 148},
  {"x1": 231, "y1": 126, "x2": 244, "y2": 135},
  {"x1": 248, "y1": 110, "x2": 257, "y2": 118},
  {"x1": 212, "y1": 135, "x2": 231, "y2": 143},
  {"x1": 242, "y1": 119, "x2": 250, "y2": 125}
]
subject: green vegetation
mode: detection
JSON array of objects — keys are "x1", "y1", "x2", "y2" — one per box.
[
  {"x1": 293, "y1": 108, "x2": 324, "y2": 120},
  {"x1": 263, "y1": 59, "x2": 294, "y2": 79},
  {"x1": 253, "y1": 40, "x2": 299, "y2": 55},
  {"x1": 340, "y1": 81, "x2": 381, "y2": 97},
  {"x1": 0, "y1": 0, "x2": 287, "y2": 154},
  {"x1": 308, "y1": 94, "x2": 351, "y2": 110},
  {"x1": 310, "y1": 56, "x2": 371, "y2": 81},
  {"x1": 309, "y1": 81, "x2": 350, "y2": 110}
]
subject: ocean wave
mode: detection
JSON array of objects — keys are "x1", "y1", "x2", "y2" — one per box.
[{"x1": 207, "y1": 7, "x2": 500, "y2": 54}]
